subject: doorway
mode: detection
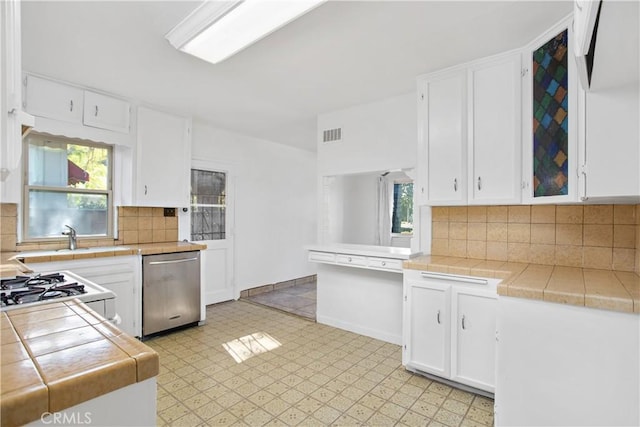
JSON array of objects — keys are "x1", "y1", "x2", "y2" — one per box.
[{"x1": 190, "y1": 161, "x2": 235, "y2": 305}]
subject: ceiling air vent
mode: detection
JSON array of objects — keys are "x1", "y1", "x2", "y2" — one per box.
[{"x1": 322, "y1": 127, "x2": 342, "y2": 144}]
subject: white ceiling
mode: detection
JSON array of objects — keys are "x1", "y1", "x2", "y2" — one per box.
[{"x1": 21, "y1": 1, "x2": 573, "y2": 152}]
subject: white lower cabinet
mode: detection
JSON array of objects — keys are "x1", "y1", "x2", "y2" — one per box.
[
  {"x1": 403, "y1": 269, "x2": 498, "y2": 394},
  {"x1": 403, "y1": 280, "x2": 451, "y2": 378},
  {"x1": 451, "y1": 287, "x2": 497, "y2": 392},
  {"x1": 29, "y1": 256, "x2": 141, "y2": 337}
]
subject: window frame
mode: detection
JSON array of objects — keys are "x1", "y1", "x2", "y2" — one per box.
[{"x1": 22, "y1": 132, "x2": 114, "y2": 242}]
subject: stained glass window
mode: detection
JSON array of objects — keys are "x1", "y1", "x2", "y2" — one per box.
[{"x1": 532, "y1": 29, "x2": 569, "y2": 197}]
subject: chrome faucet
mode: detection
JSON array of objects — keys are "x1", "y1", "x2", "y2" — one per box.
[{"x1": 62, "y1": 225, "x2": 78, "y2": 250}]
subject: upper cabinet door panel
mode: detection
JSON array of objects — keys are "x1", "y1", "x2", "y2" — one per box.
[
  {"x1": 136, "y1": 106, "x2": 191, "y2": 207},
  {"x1": 469, "y1": 53, "x2": 522, "y2": 204},
  {"x1": 83, "y1": 91, "x2": 130, "y2": 134},
  {"x1": 425, "y1": 71, "x2": 467, "y2": 204},
  {"x1": 24, "y1": 74, "x2": 84, "y2": 124},
  {"x1": 523, "y1": 17, "x2": 579, "y2": 204}
]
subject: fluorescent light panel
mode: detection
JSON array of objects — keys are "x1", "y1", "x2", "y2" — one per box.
[{"x1": 166, "y1": 0, "x2": 325, "y2": 65}]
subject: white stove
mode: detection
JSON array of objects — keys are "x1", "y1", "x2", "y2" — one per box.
[{"x1": 0, "y1": 270, "x2": 117, "y2": 322}]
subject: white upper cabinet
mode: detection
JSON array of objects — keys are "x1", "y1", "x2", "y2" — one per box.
[
  {"x1": 83, "y1": 90, "x2": 130, "y2": 134},
  {"x1": 468, "y1": 53, "x2": 522, "y2": 205},
  {"x1": 24, "y1": 74, "x2": 84, "y2": 124},
  {"x1": 521, "y1": 16, "x2": 579, "y2": 204},
  {"x1": 578, "y1": 1, "x2": 640, "y2": 202},
  {"x1": 417, "y1": 51, "x2": 521, "y2": 206},
  {"x1": 135, "y1": 106, "x2": 191, "y2": 207},
  {"x1": 23, "y1": 74, "x2": 131, "y2": 134},
  {"x1": 418, "y1": 70, "x2": 467, "y2": 205}
]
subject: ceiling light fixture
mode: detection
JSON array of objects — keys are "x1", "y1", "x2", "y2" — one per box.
[{"x1": 166, "y1": 0, "x2": 325, "y2": 65}]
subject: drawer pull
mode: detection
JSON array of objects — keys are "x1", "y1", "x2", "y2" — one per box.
[
  {"x1": 348, "y1": 257, "x2": 352, "y2": 262},
  {"x1": 420, "y1": 272, "x2": 488, "y2": 285},
  {"x1": 461, "y1": 315, "x2": 466, "y2": 330},
  {"x1": 382, "y1": 261, "x2": 386, "y2": 266},
  {"x1": 437, "y1": 310, "x2": 441, "y2": 324}
]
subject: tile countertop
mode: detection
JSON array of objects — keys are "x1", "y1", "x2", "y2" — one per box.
[
  {"x1": 0, "y1": 299, "x2": 159, "y2": 427},
  {"x1": 404, "y1": 255, "x2": 640, "y2": 314}
]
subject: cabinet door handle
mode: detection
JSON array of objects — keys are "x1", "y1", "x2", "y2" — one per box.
[
  {"x1": 94, "y1": 105, "x2": 99, "y2": 116},
  {"x1": 437, "y1": 310, "x2": 441, "y2": 324},
  {"x1": 453, "y1": 178, "x2": 458, "y2": 192},
  {"x1": 70, "y1": 100, "x2": 73, "y2": 112},
  {"x1": 477, "y1": 176, "x2": 482, "y2": 191},
  {"x1": 461, "y1": 315, "x2": 466, "y2": 330},
  {"x1": 347, "y1": 257, "x2": 352, "y2": 262},
  {"x1": 144, "y1": 185, "x2": 148, "y2": 195},
  {"x1": 381, "y1": 261, "x2": 386, "y2": 266}
]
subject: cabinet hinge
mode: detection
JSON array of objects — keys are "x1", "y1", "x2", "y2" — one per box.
[{"x1": 521, "y1": 67, "x2": 528, "y2": 77}]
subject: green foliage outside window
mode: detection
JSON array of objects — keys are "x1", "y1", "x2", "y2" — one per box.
[
  {"x1": 392, "y1": 183, "x2": 413, "y2": 234},
  {"x1": 67, "y1": 144, "x2": 109, "y2": 210}
]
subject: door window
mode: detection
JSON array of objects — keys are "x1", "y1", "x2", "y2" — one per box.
[{"x1": 190, "y1": 169, "x2": 226, "y2": 241}]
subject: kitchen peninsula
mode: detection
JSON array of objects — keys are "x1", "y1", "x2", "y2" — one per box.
[
  {"x1": 307, "y1": 243, "x2": 419, "y2": 345},
  {"x1": 1, "y1": 299, "x2": 158, "y2": 427}
]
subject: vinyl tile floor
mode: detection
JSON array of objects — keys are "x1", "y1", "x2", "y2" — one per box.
[
  {"x1": 146, "y1": 300, "x2": 494, "y2": 426},
  {"x1": 244, "y1": 282, "x2": 317, "y2": 320}
]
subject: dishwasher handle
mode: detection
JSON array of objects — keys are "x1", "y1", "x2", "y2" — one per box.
[{"x1": 148, "y1": 257, "x2": 199, "y2": 266}]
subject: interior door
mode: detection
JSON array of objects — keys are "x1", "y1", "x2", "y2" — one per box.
[{"x1": 189, "y1": 161, "x2": 235, "y2": 305}]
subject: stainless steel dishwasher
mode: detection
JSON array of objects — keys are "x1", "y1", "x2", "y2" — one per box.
[{"x1": 142, "y1": 251, "x2": 200, "y2": 337}]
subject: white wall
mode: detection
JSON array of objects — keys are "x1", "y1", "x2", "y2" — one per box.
[
  {"x1": 317, "y1": 92, "x2": 417, "y2": 176},
  {"x1": 191, "y1": 121, "x2": 317, "y2": 291},
  {"x1": 342, "y1": 173, "x2": 377, "y2": 245}
]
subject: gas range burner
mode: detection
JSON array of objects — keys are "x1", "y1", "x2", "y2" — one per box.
[
  {"x1": 1, "y1": 273, "x2": 87, "y2": 307},
  {"x1": 1, "y1": 273, "x2": 66, "y2": 290}
]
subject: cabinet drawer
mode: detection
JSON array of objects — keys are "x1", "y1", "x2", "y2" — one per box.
[
  {"x1": 368, "y1": 257, "x2": 403, "y2": 272},
  {"x1": 308, "y1": 251, "x2": 335, "y2": 263},
  {"x1": 336, "y1": 254, "x2": 367, "y2": 266}
]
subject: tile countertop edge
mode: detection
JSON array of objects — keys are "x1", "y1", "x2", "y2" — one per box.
[
  {"x1": 1, "y1": 300, "x2": 159, "y2": 425},
  {"x1": 307, "y1": 243, "x2": 420, "y2": 260},
  {"x1": 403, "y1": 255, "x2": 640, "y2": 314}
]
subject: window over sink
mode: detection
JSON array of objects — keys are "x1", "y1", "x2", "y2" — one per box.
[{"x1": 23, "y1": 132, "x2": 113, "y2": 240}]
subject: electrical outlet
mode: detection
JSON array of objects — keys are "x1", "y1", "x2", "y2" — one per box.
[{"x1": 163, "y1": 208, "x2": 176, "y2": 217}]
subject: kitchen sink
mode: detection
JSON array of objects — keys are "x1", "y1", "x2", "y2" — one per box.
[{"x1": 15, "y1": 246, "x2": 133, "y2": 258}]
